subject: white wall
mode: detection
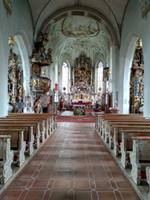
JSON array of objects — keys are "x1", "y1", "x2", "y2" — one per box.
[
  {"x1": 0, "y1": 0, "x2": 33, "y2": 116},
  {"x1": 118, "y1": 0, "x2": 150, "y2": 117}
]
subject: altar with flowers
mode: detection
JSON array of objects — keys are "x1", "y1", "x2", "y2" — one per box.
[{"x1": 70, "y1": 54, "x2": 95, "y2": 108}]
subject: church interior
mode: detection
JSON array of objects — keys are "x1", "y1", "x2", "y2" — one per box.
[{"x1": 0, "y1": 0, "x2": 150, "y2": 199}]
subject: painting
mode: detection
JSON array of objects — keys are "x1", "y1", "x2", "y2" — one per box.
[
  {"x1": 139, "y1": 0, "x2": 150, "y2": 16},
  {"x1": 62, "y1": 16, "x2": 100, "y2": 37},
  {"x1": 74, "y1": 54, "x2": 91, "y2": 87}
]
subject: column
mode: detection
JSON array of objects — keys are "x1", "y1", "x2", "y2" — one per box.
[
  {"x1": 110, "y1": 45, "x2": 119, "y2": 107},
  {"x1": 55, "y1": 63, "x2": 58, "y2": 85}
]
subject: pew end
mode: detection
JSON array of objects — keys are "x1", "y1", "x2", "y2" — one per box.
[{"x1": 0, "y1": 135, "x2": 14, "y2": 184}]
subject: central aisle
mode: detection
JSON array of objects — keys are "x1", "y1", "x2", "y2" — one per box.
[{"x1": 0, "y1": 123, "x2": 140, "y2": 200}]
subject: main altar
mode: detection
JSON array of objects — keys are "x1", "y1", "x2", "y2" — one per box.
[{"x1": 71, "y1": 54, "x2": 94, "y2": 106}]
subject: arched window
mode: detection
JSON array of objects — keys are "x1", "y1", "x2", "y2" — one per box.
[
  {"x1": 62, "y1": 62, "x2": 69, "y2": 93},
  {"x1": 97, "y1": 61, "x2": 104, "y2": 93}
]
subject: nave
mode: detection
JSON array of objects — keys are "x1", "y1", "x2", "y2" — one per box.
[{"x1": 0, "y1": 122, "x2": 139, "y2": 200}]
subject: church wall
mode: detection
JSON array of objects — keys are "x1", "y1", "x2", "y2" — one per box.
[
  {"x1": 0, "y1": 0, "x2": 33, "y2": 116},
  {"x1": 118, "y1": 0, "x2": 150, "y2": 117}
]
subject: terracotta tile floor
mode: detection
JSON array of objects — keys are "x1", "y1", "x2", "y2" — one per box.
[{"x1": 0, "y1": 123, "x2": 140, "y2": 200}]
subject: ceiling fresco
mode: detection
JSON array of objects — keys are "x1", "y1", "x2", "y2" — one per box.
[
  {"x1": 28, "y1": 0, "x2": 129, "y2": 49},
  {"x1": 62, "y1": 16, "x2": 100, "y2": 37},
  {"x1": 28, "y1": 0, "x2": 129, "y2": 27},
  {"x1": 46, "y1": 15, "x2": 110, "y2": 67},
  {"x1": 27, "y1": 0, "x2": 129, "y2": 67}
]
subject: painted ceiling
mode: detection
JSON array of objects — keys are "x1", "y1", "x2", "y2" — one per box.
[
  {"x1": 27, "y1": 0, "x2": 129, "y2": 67},
  {"x1": 28, "y1": 0, "x2": 129, "y2": 27},
  {"x1": 45, "y1": 14, "x2": 110, "y2": 67}
]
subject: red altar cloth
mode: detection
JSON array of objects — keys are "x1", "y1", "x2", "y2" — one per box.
[{"x1": 71, "y1": 101, "x2": 92, "y2": 107}]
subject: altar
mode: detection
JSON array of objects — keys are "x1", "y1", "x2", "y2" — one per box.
[
  {"x1": 71, "y1": 100, "x2": 92, "y2": 107},
  {"x1": 70, "y1": 54, "x2": 95, "y2": 107}
]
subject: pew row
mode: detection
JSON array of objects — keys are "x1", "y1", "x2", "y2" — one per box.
[
  {"x1": 9, "y1": 113, "x2": 57, "y2": 133},
  {"x1": 95, "y1": 113, "x2": 150, "y2": 199},
  {"x1": 0, "y1": 113, "x2": 56, "y2": 186},
  {"x1": 119, "y1": 129, "x2": 150, "y2": 168},
  {"x1": 96, "y1": 114, "x2": 143, "y2": 133},
  {"x1": 130, "y1": 136, "x2": 150, "y2": 185}
]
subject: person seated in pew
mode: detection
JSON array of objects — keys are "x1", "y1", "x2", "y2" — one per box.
[
  {"x1": 33, "y1": 96, "x2": 42, "y2": 113},
  {"x1": 40, "y1": 92, "x2": 50, "y2": 113}
]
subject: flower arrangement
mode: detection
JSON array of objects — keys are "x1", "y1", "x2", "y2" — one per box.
[{"x1": 74, "y1": 107, "x2": 85, "y2": 115}]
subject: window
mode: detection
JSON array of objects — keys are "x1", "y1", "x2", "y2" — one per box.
[
  {"x1": 97, "y1": 61, "x2": 103, "y2": 92},
  {"x1": 62, "y1": 62, "x2": 69, "y2": 93}
]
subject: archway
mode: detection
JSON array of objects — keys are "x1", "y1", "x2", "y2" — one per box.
[
  {"x1": 33, "y1": 7, "x2": 117, "y2": 113},
  {"x1": 14, "y1": 34, "x2": 31, "y2": 97},
  {"x1": 122, "y1": 36, "x2": 144, "y2": 114},
  {"x1": 8, "y1": 34, "x2": 31, "y2": 112},
  {"x1": 122, "y1": 36, "x2": 138, "y2": 113}
]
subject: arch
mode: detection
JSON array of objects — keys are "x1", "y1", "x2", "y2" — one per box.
[
  {"x1": 34, "y1": 6, "x2": 119, "y2": 46},
  {"x1": 16, "y1": 31, "x2": 33, "y2": 56},
  {"x1": 122, "y1": 35, "x2": 139, "y2": 113},
  {"x1": 95, "y1": 57, "x2": 106, "y2": 69},
  {"x1": 14, "y1": 33, "x2": 31, "y2": 97},
  {"x1": 0, "y1": 30, "x2": 9, "y2": 116}
]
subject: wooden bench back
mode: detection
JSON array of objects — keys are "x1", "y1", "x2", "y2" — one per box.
[
  {"x1": 125, "y1": 132, "x2": 150, "y2": 151},
  {"x1": 0, "y1": 135, "x2": 11, "y2": 160},
  {"x1": 0, "y1": 131, "x2": 20, "y2": 150}
]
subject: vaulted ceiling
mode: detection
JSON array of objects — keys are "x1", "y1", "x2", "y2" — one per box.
[
  {"x1": 28, "y1": 0, "x2": 129, "y2": 30},
  {"x1": 27, "y1": 0, "x2": 129, "y2": 67}
]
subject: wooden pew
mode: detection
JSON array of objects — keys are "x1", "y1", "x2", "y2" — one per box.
[
  {"x1": 0, "y1": 127, "x2": 26, "y2": 167},
  {"x1": 0, "y1": 128, "x2": 26, "y2": 167},
  {"x1": 100, "y1": 116, "x2": 144, "y2": 141},
  {"x1": 0, "y1": 113, "x2": 56, "y2": 184},
  {"x1": 101, "y1": 116, "x2": 145, "y2": 135},
  {"x1": 96, "y1": 114, "x2": 143, "y2": 134},
  {"x1": 0, "y1": 122, "x2": 37, "y2": 156},
  {"x1": 119, "y1": 129, "x2": 150, "y2": 168},
  {"x1": 0, "y1": 135, "x2": 13, "y2": 184},
  {"x1": 9, "y1": 113, "x2": 56, "y2": 135},
  {"x1": 1, "y1": 117, "x2": 46, "y2": 144},
  {"x1": 105, "y1": 122, "x2": 150, "y2": 156},
  {"x1": 4, "y1": 113, "x2": 56, "y2": 151},
  {"x1": 146, "y1": 166, "x2": 150, "y2": 199},
  {"x1": 0, "y1": 118, "x2": 41, "y2": 148},
  {"x1": 130, "y1": 136, "x2": 150, "y2": 184}
]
